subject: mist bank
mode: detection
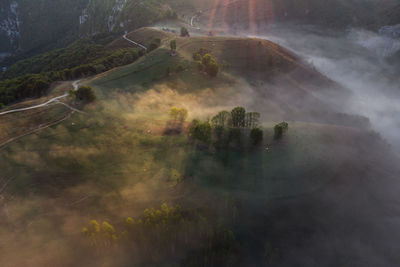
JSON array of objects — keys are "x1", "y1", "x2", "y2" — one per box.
[{"x1": 242, "y1": 24, "x2": 400, "y2": 149}]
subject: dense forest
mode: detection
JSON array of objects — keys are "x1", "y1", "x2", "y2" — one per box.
[{"x1": 0, "y1": 35, "x2": 147, "y2": 107}]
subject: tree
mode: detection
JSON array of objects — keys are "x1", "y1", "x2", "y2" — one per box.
[
  {"x1": 76, "y1": 86, "x2": 96, "y2": 103},
  {"x1": 170, "y1": 40, "x2": 177, "y2": 51},
  {"x1": 245, "y1": 112, "x2": 260, "y2": 128},
  {"x1": 231, "y1": 107, "x2": 246, "y2": 128},
  {"x1": 274, "y1": 122, "x2": 289, "y2": 139},
  {"x1": 189, "y1": 120, "x2": 212, "y2": 144},
  {"x1": 169, "y1": 107, "x2": 188, "y2": 121},
  {"x1": 211, "y1": 111, "x2": 231, "y2": 127},
  {"x1": 180, "y1": 27, "x2": 190, "y2": 37},
  {"x1": 201, "y1": 54, "x2": 219, "y2": 77},
  {"x1": 250, "y1": 128, "x2": 263, "y2": 145}
]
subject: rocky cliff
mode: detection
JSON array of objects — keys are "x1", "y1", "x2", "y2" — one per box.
[{"x1": 0, "y1": 0, "x2": 174, "y2": 55}]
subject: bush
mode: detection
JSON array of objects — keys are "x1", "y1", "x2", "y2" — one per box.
[
  {"x1": 75, "y1": 86, "x2": 96, "y2": 103},
  {"x1": 250, "y1": 128, "x2": 263, "y2": 145}
]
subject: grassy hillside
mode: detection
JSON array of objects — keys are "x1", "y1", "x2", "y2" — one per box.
[
  {"x1": 93, "y1": 28, "x2": 354, "y2": 125},
  {"x1": 0, "y1": 28, "x2": 397, "y2": 266}
]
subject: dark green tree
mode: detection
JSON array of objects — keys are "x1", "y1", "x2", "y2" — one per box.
[
  {"x1": 75, "y1": 86, "x2": 96, "y2": 103},
  {"x1": 189, "y1": 120, "x2": 212, "y2": 144},
  {"x1": 231, "y1": 107, "x2": 246, "y2": 128}
]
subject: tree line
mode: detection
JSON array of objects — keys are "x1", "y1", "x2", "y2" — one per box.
[
  {"x1": 81, "y1": 203, "x2": 242, "y2": 265},
  {"x1": 187, "y1": 107, "x2": 289, "y2": 149},
  {"x1": 188, "y1": 107, "x2": 264, "y2": 148}
]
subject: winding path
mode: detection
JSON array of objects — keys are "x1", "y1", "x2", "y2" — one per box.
[
  {"x1": 0, "y1": 79, "x2": 81, "y2": 117},
  {"x1": 123, "y1": 33, "x2": 147, "y2": 50}
]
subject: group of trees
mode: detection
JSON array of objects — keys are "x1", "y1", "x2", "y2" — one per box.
[
  {"x1": 0, "y1": 38, "x2": 142, "y2": 107},
  {"x1": 193, "y1": 48, "x2": 219, "y2": 77},
  {"x1": 0, "y1": 74, "x2": 51, "y2": 106},
  {"x1": 212, "y1": 107, "x2": 261, "y2": 130},
  {"x1": 82, "y1": 203, "x2": 185, "y2": 244},
  {"x1": 81, "y1": 203, "x2": 241, "y2": 265},
  {"x1": 189, "y1": 107, "x2": 263, "y2": 147}
]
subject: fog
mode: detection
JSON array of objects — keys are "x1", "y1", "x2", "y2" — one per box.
[{"x1": 246, "y1": 25, "x2": 400, "y2": 149}]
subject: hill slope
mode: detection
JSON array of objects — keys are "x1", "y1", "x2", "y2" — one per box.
[{"x1": 92, "y1": 27, "x2": 357, "y2": 126}]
